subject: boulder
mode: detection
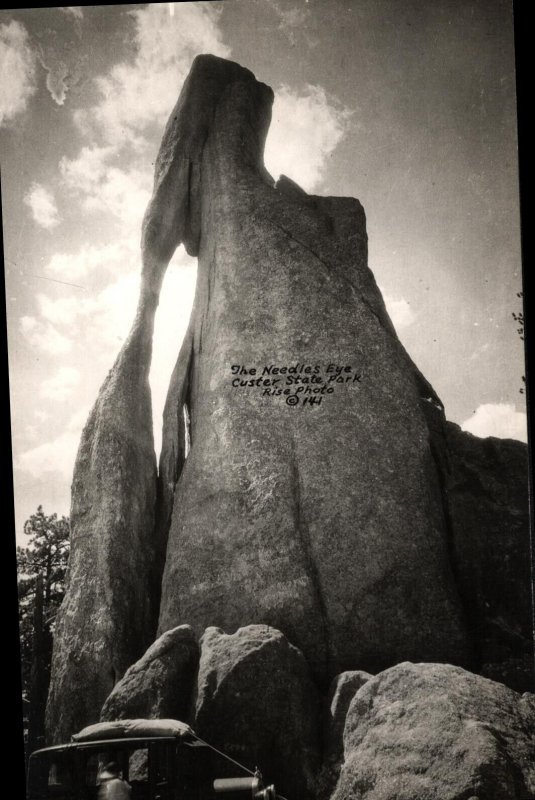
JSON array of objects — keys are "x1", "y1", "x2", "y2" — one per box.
[
  {"x1": 156, "y1": 54, "x2": 472, "y2": 682},
  {"x1": 100, "y1": 625, "x2": 199, "y2": 723},
  {"x1": 194, "y1": 625, "x2": 321, "y2": 800},
  {"x1": 333, "y1": 661, "x2": 535, "y2": 800}
]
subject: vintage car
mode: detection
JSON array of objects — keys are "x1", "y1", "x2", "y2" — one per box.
[{"x1": 27, "y1": 719, "x2": 278, "y2": 800}]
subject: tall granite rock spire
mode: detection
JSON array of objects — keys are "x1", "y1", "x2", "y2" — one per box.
[
  {"x1": 45, "y1": 140, "x2": 174, "y2": 746},
  {"x1": 154, "y1": 55, "x2": 472, "y2": 680}
]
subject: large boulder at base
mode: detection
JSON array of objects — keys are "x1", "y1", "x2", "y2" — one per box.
[
  {"x1": 444, "y1": 423, "x2": 532, "y2": 692},
  {"x1": 318, "y1": 671, "x2": 373, "y2": 800},
  {"x1": 333, "y1": 661, "x2": 535, "y2": 800},
  {"x1": 100, "y1": 625, "x2": 199, "y2": 723},
  {"x1": 156, "y1": 53, "x2": 472, "y2": 683},
  {"x1": 194, "y1": 625, "x2": 321, "y2": 800}
]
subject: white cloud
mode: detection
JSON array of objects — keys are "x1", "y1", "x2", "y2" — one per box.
[
  {"x1": 46, "y1": 240, "x2": 136, "y2": 281},
  {"x1": 31, "y1": 269, "x2": 139, "y2": 359},
  {"x1": 43, "y1": 61, "x2": 69, "y2": 106},
  {"x1": 265, "y1": 85, "x2": 351, "y2": 191},
  {"x1": 0, "y1": 20, "x2": 36, "y2": 126},
  {"x1": 17, "y1": 430, "x2": 80, "y2": 478},
  {"x1": 40, "y1": 366, "x2": 81, "y2": 401},
  {"x1": 59, "y1": 7, "x2": 83, "y2": 20},
  {"x1": 16, "y1": 407, "x2": 84, "y2": 479},
  {"x1": 16, "y1": 405, "x2": 90, "y2": 481},
  {"x1": 75, "y1": 2, "x2": 230, "y2": 142},
  {"x1": 24, "y1": 183, "x2": 61, "y2": 229},
  {"x1": 37, "y1": 293, "x2": 81, "y2": 327},
  {"x1": 60, "y1": 147, "x2": 151, "y2": 230},
  {"x1": 60, "y1": 145, "x2": 115, "y2": 191},
  {"x1": 20, "y1": 315, "x2": 72, "y2": 355},
  {"x1": 382, "y1": 294, "x2": 416, "y2": 331},
  {"x1": 461, "y1": 403, "x2": 527, "y2": 443},
  {"x1": 83, "y1": 167, "x2": 151, "y2": 228},
  {"x1": 265, "y1": 0, "x2": 309, "y2": 45}
]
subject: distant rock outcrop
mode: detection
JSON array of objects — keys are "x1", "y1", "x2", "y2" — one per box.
[
  {"x1": 100, "y1": 625, "x2": 198, "y2": 723},
  {"x1": 333, "y1": 662, "x2": 535, "y2": 800},
  {"x1": 443, "y1": 423, "x2": 532, "y2": 691},
  {"x1": 194, "y1": 625, "x2": 322, "y2": 800}
]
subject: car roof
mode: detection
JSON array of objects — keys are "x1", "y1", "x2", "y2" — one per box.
[{"x1": 30, "y1": 737, "x2": 204, "y2": 757}]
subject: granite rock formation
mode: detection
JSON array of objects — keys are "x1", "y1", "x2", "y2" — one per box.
[
  {"x1": 100, "y1": 625, "x2": 198, "y2": 723},
  {"x1": 46, "y1": 53, "x2": 532, "y2": 749},
  {"x1": 155, "y1": 54, "x2": 473, "y2": 682},
  {"x1": 45, "y1": 286, "x2": 164, "y2": 743},
  {"x1": 333, "y1": 662, "x2": 535, "y2": 800}
]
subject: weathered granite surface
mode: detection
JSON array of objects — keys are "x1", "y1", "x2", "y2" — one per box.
[
  {"x1": 333, "y1": 662, "x2": 535, "y2": 800},
  {"x1": 194, "y1": 625, "x2": 321, "y2": 799},
  {"x1": 100, "y1": 625, "x2": 198, "y2": 723},
  {"x1": 45, "y1": 289, "x2": 162, "y2": 743}
]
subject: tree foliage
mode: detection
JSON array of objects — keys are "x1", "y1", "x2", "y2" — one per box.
[{"x1": 17, "y1": 506, "x2": 70, "y2": 753}]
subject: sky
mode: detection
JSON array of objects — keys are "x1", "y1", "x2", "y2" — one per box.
[{"x1": 1, "y1": 1, "x2": 526, "y2": 544}]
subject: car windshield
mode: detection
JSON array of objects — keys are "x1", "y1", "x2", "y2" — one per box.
[{"x1": 28, "y1": 743, "x2": 151, "y2": 800}]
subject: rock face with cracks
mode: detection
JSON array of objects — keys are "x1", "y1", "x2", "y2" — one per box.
[
  {"x1": 333, "y1": 662, "x2": 535, "y2": 800},
  {"x1": 155, "y1": 54, "x2": 473, "y2": 682}
]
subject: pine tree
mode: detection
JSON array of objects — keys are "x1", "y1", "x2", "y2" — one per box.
[{"x1": 17, "y1": 507, "x2": 70, "y2": 756}]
